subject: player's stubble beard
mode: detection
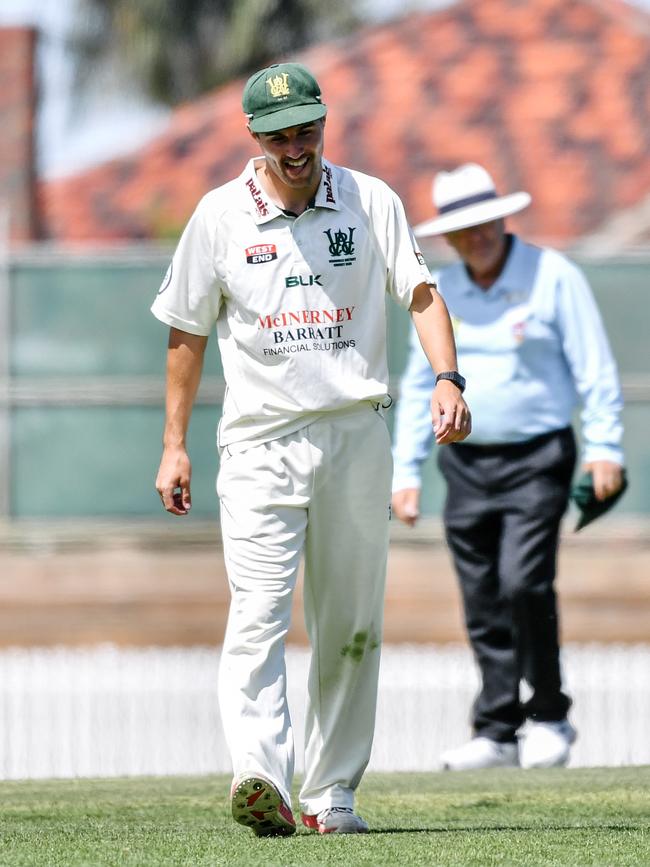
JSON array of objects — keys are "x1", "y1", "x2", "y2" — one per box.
[{"x1": 254, "y1": 121, "x2": 325, "y2": 208}]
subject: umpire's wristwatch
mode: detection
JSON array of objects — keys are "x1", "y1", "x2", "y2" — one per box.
[{"x1": 435, "y1": 371, "x2": 466, "y2": 393}]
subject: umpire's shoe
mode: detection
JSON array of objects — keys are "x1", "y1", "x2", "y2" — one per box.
[
  {"x1": 519, "y1": 719, "x2": 577, "y2": 769},
  {"x1": 440, "y1": 737, "x2": 519, "y2": 771},
  {"x1": 231, "y1": 774, "x2": 296, "y2": 837}
]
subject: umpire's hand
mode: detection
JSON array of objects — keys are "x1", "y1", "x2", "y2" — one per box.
[{"x1": 392, "y1": 488, "x2": 421, "y2": 527}]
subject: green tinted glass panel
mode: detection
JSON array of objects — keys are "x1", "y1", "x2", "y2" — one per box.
[
  {"x1": 583, "y1": 262, "x2": 648, "y2": 375},
  {"x1": 11, "y1": 260, "x2": 223, "y2": 377},
  {"x1": 11, "y1": 405, "x2": 222, "y2": 518}
]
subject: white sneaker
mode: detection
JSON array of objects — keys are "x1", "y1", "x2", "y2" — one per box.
[
  {"x1": 440, "y1": 737, "x2": 519, "y2": 771},
  {"x1": 519, "y1": 719, "x2": 577, "y2": 769},
  {"x1": 302, "y1": 806, "x2": 369, "y2": 834}
]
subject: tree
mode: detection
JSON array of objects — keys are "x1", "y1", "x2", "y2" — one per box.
[{"x1": 73, "y1": 0, "x2": 361, "y2": 105}]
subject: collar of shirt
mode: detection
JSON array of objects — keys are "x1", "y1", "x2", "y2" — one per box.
[
  {"x1": 240, "y1": 157, "x2": 341, "y2": 225},
  {"x1": 459, "y1": 235, "x2": 531, "y2": 304}
]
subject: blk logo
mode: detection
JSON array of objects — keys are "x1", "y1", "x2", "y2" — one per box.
[{"x1": 285, "y1": 274, "x2": 323, "y2": 287}]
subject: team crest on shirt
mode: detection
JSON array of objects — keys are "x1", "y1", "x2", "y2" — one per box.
[
  {"x1": 512, "y1": 320, "x2": 527, "y2": 343},
  {"x1": 157, "y1": 262, "x2": 173, "y2": 295},
  {"x1": 246, "y1": 244, "x2": 277, "y2": 264},
  {"x1": 324, "y1": 226, "x2": 356, "y2": 267}
]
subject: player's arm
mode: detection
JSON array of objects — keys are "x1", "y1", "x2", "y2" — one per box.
[
  {"x1": 409, "y1": 281, "x2": 471, "y2": 445},
  {"x1": 155, "y1": 327, "x2": 208, "y2": 515}
]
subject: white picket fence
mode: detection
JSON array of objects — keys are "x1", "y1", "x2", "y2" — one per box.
[{"x1": 0, "y1": 643, "x2": 649, "y2": 779}]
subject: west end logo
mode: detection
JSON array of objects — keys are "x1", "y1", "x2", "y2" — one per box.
[
  {"x1": 324, "y1": 227, "x2": 356, "y2": 267},
  {"x1": 246, "y1": 244, "x2": 277, "y2": 264},
  {"x1": 267, "y1": 73, "x2": 290, "y2": 99}
]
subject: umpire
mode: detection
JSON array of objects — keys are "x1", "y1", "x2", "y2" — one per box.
[{"x1": 392, "y1": 164, "x2": 625, "y2": 770}]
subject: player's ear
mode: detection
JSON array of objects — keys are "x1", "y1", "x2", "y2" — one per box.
[{"x1": 247, "y1": 124, "x2": 259, "y2": 143}]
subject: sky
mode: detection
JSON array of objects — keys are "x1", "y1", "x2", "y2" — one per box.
[
  {"x1": 0, "y1": 0, "x2": 169, "y2": 178},
  {"x1": 1, "y1": 0, "x2": 648, "y2": 179}
]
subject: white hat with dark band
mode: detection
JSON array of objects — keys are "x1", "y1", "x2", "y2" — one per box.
[{"x1": 414, "y1": 163, "x2": 531, "y2": 237}]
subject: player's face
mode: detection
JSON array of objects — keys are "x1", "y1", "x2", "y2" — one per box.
[
  {"x1": 253, "y1": 119, "x2": 325, "y2": 195},
  {"x1": 444, "y1": 219, "x2": 508, "y2": 286}
]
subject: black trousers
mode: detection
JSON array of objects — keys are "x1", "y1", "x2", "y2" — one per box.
[{"x1": 438, "y1": 427, "x2": 576, "y2": 743}]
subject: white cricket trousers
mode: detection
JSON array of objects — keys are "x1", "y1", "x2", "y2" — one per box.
[{"x1": 216, "y1": 402, "x2": 392, "y2": 815}]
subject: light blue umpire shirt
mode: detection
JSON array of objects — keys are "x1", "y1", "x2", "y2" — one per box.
[{"x1": 392, "y1": 234, "x2": 624, "y2": 491}]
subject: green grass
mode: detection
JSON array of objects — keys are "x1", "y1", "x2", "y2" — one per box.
[{"x1": 1, "y1": 768, "x2": 649, "y2": 866}]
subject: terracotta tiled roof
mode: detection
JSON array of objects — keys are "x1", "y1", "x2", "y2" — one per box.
[{"x1": 39, "y1": 0, "x2": 650, "y2": 247}]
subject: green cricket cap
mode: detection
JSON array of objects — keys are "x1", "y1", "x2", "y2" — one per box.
[
  {"x1": 242, "y1": 62, "x2": 327, "y2": 133},
  {"x1": 570, "y1": 469, "x2": 628, "y2": 532}
]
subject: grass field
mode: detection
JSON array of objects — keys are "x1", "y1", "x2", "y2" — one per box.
[{"x1": 1, "y1": 768, "x2": 649, "y2": 866}]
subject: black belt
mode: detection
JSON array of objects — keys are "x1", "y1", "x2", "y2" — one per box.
[{"x1": 455, "y1": 427, "x2": 572, "y2": 455}]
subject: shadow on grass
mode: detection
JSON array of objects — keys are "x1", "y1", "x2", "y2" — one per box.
[{"x1": 365, "y1": 824, "x2": 640, "y2": 835}]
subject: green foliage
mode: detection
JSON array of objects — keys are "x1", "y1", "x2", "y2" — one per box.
[
  {"x1": 1, "y1": 768, "x2": 649, "y2": 865},
  {"x1": 73, "y1": 0, "x2": 361, "y2": 105}
]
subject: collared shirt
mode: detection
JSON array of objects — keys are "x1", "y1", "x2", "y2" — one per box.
[
  {"x1": 152, "y1": 157, "x2": 432, "y2": 446},
  {"x1": 392, "y1": 235, "x2": 624, "y2": 491}
]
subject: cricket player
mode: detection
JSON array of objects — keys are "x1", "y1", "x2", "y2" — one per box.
[
  {"x1": 152, "y1": 62, "x2": 470, "y2": 835},
  {"x1": 392, "y1": 163, "x2": 625, "y2": 771}
]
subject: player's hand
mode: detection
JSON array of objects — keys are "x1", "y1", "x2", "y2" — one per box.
[
  {"x1": 156, "y1": 446, "x2": 192, "y2": 515},
  {"x1": 392, "y1": 488, "x2": 421, "y2": 527},
  {"x1": 431, "y1": 381, "x2": 472, "y2": 445},
  {"x1": 583, "y1": 460, "x2": 624, "y2": 502}
]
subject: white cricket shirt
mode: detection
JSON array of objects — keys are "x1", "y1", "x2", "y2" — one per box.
[{"x1": 152, "y1": 157, "x2": 432, "y2": 446}]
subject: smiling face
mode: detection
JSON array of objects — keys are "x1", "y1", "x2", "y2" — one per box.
[
  {"x1": 251, "y1": 119, "x2": 325, "y2": 206},
  {"x1": 443, "y1": 219, "x2": 509, "y2": 288}
]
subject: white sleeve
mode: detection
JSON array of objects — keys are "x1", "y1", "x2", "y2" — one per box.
[
  {"x1": 383, "y1": 187, "x2": 435, "y2": 309},
  {"x1": 151, "y1": 196, "x2": 224, "y2": 336}
]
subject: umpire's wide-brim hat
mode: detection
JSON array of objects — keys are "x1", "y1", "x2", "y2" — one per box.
[{"x1": 414, "y1": 163, "x2": 531, "y2": 237}]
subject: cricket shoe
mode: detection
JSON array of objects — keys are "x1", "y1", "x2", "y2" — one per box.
[
  {"x1": 519, "y1": 719, "x2": 577, "y2": 769},
  {"x1": 230, "y1": 774, "x2": 296, "y2": 837},
  {"x1": 440, "y1": 737, "x2": 519, "y2": 771},
  {"x1": 301, "y1": 806, "x2": 369, "y2": 834}
]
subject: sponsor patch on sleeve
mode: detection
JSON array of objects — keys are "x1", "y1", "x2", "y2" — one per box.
[
  {"x1": 246, "y1": 244, "x2": 278, "y2": 264},
  {"x1": 415, "y1": 251, "x2": 426, "y2": 266}
]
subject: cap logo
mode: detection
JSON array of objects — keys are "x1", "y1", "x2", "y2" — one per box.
[{"x1": 267, "y1": 73, "x2": 290, "y2": 99}]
